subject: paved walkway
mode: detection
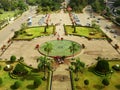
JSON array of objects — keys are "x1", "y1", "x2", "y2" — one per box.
[
  {"x1": 51, "y1": 64, "x2": 72, "y2": 90},
  {"x1": 55, "y1": 9, "x2": 66, "y2": 38},
  {"x1": 50, "y1": 9, "x2": 72, "y2": 90}
]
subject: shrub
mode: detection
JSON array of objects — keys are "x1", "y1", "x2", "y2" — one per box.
[
  {"x1": 95, "y1": 60, "x2": 110, "y2": 74},
  {"x1": 0, "y1": 78, "x2": 3, "y2": 85},
  {"x1": 11, "y1": 81, "x2": 21, "y2": 89},
  {"x1": 10, "y1": 55, "x2": 16, "y2": 62},
  {"x1": 33, "y1": 78, "x2": 42, "y2": 88},
  {"x1": 13, "y1": 64, "x2": 28, "y2": 76},
  {"x1": 102, "y1": 79, "x2": 109, "y2": 86},
  {"x1": 84, "y1": 79, "x2": 89, "y2": 86}
]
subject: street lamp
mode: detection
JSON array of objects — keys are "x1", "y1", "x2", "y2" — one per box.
[{"x1": 109, "y1": 70, "x2": 113, "y2": 79}]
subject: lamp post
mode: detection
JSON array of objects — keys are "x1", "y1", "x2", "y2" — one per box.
[{"x1": 109, "y1": 70, "x2": 113, "y2": 79}]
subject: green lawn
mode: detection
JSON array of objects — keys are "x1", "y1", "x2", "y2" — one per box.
[
  {"x1": 0, "y1": 61, "x2": 49, "y2": 90},
  {"x1": 39, "y1": 40, "x2": 81, "y2": 57},
  {"x1": 14, "y1": 26, "x2": 54, "y2": 40},
  {"x1": 65, "y1": 25, "x2": 106, "y2": 39},
  {"x1": 0, "y1": 10, "x2": 19, "y2": 20},
  {"x1": 72, "y1": 61, "x2": 120, "y2": 90}
]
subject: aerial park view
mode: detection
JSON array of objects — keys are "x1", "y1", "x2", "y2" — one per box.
[{"x1": 0, "y1": 0, "x2": 120, "y2": 90}]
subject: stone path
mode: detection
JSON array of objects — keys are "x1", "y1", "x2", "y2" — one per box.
[
  {"x1": 54, "y1": 9, "x2": 68, "y2": 38},
  {"x1": 51, "y1": 9, "x2": 72, "y2": 90},
  {"x1": 51, "y1": 64, "x2": 72, "y2": 90}
]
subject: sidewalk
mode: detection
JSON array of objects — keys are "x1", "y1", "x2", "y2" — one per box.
[{"x1": 51, "y1": 64, "x2": 72, "y2": 90}]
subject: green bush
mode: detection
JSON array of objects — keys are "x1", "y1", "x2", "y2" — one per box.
[
  {"x1": 102, "y1": 79, "x2": 109, "y2": 86},
  {"x1": 11, "y1": 81, "x2": 21, "y2": 89},
  {"x1": 95, "y1": 60, "x2": 110, "y2": 74},
  {"x1": 84, "y1": 79, "x2": 89, "y2": 86},
  {"x1": 13, "y1": 63, "x2": 28, "y2": 76},
  {"x1": 10, "y1": 55, "x2": 16, "y2": 62},
  {"x1": 33, "y1": 78, "x2": 42, "y2": 88},
  {"x1": 0, "y1": 78, "x2": 3, "y2": 85}
]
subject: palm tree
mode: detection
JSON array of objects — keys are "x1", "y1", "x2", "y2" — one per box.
[
  {"x1": 43, "y1": 42, "x2": 53, "y2": 56},
  {"x1": 74, "y1": 58, "x2": 85, "y2": 81},
  {"x1": 69, "y1": 42, "x2": 79, "y2": 58},
  {"x1": 44, "y1": 26, "x2": 47, "y2": 33},
  {"x1": 37, "y1": 56, "x2": 51, "y2": 80},
  {"x1": 72, "y1": 23, "x2": 76, "y2": 33},
  {"x1": 21, "y1": 23, "x2": 28, "y2": 30}
]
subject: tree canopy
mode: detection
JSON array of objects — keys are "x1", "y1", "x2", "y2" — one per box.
[
  {"x1": 95, "y1": 60, "x2": 110, "y2": 74},
  {"x1": 13, "y1": 63, "x2": 28, "y2": 76},
  {"x1": 68, "y1": 0, "x2": 88, "y2": 12},
  {"x1": 68, "y1": 0, "x2": 106, "y2": 13},
  {"x1": 10, "y1": 55, "x2": 16, "y2": 63},
  {"x1": 0, "y1": 0, "x2": 28, "y2": 11}
]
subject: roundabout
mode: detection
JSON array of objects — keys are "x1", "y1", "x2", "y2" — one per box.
[{"x1": 39, "y1": 40, "x2": 82, "y2": 57}]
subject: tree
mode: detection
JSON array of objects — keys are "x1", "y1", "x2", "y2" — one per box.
[
  {"x1": 43, "y1": 42, "x2": 53, "y2": 56},
  {"x1": 84, "y1": 79, "x2": 89, "y2": 87},
  {"x1": 10, "y1": 55, "x2": 16, "y2": 63},
  {"x1": 95, "y1": 60, "x2": 110, "y2": 74},
  {"x1": 12, "y1": 81, "x2": 21, "y2": 89},
  {"x1": 0, "y1": 78, "x2": 3, "y2": 85},
  {"x1": 0, "y1": 0, "x2": 28, "y2": 11},
  {"x1": 21, "y1": 23, "x2": 28, "y2": 30},
  {"x1": 91, "y1": 0, "x2": 105, "y2": 13},
  {"x1": 17, "y1": 0, "x2": 28, "y2": 11},
  {"x1": 102, "y1": 78, "x2": 109, "y2": 87},
  {"x1": 44, "y1": 26, "x2": 47, "y2": 33},
  {"x1": 69, "y1": 42, "x2": 79, "y2": 58},
  {"x1": 33, "y1": 78, "x2": 42, "y2": 88},
  {"x1": 37, "y1": 56, "x2": 51, "y2": 80},
  {"x1": 73, "y1": 26, "x2": 76, "y2": 33},
  {"x1": 74, "y1": 58, "x2": 85, "y2": 81},
  {"x1": 68, "y1": 0, "x2": 88, "y2": 12},
  {"x1": 13, "y1": 64, "x2": 28, "y2": 76}
]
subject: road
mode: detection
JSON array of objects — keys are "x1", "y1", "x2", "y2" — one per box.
[{"x1": 0, "y1": 6, "x2": 37, "y2": 48}]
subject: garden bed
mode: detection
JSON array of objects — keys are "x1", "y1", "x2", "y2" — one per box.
[
  {"x1": 0, "y1": 61, "x2": 50, "y2": 90},
  {"x1": 64, "y1": 25, "x2": 106, "y2": 39},
  {"x1": 14, "y1": 26, "x2": 55, "y2": 40},
  {"x1": 71, "y1": 60, "x2": 120, "y2": 90}
]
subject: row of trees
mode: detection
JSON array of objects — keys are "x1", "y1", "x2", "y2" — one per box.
[
  {"x1": 36, "y1": 0, "x2": 61, "y2": 13},
  {"x1": 0, "y1": 0, "x2": 28, "y2": 11},
  {"x1": 68, "y1": 0, "x2": 88, "y2": 12},
  {"x1": 68, "y1": 0, "x2": 106, "y2": 13},
  {"x1": 91, "y1": 0, "x2": 105, "y2": 13}
]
